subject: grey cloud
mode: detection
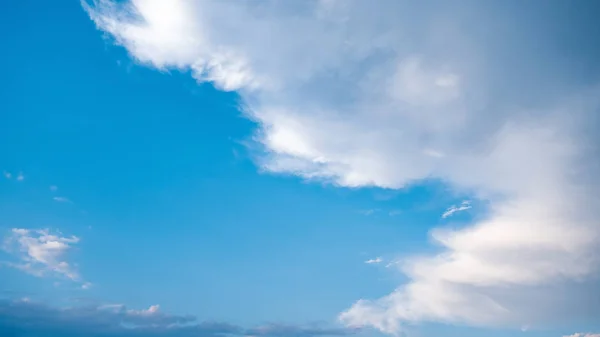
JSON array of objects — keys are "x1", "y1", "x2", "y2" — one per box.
[{"x1": 0, "y1": 300, "x2": 358, "y2": 337}]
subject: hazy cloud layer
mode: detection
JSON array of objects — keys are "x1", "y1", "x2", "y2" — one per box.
[{"x1": 84, "y1": 0, "x2": 600, "y2": 333}]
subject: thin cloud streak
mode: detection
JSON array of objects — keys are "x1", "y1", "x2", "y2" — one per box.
[{"x1": 441, "y1": 200, "x2": 471, "y2": 219}]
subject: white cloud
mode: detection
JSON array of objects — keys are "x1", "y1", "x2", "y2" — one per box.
[
  {"x1": 3, "y1": 171, "x2": 11, "y2": 179},
  {"x1": 2, "y1": 228, "x2": 83, "y2": 282},
  {"x1": 564, "y1": 334, "x2": 600, "y2": 337},
  {"x1": 85, "y1": 0, "x2": 600, "y2": 334},
  {"x1": 365, "y1": 257, "x2": 383, "y2": 265},
  {"x1": 441, "y1": 200, "x2": 472, "y2": 219},
  {"x1": 16, "y1": 172, "x2": 24, "y2": 181}
]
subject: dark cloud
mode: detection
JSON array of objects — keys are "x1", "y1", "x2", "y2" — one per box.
[{"x1": 0, "y1": 300, "x2": 359, "y2": 337}]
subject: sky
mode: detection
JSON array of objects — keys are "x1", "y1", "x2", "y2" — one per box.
[{"x1": 1, "y1": 1, "x2": 600, "y2": 337}]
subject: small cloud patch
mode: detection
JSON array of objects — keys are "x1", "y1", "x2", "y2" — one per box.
[{"x1": 365, "y1": 257, "x2": 383, "y2": 264}]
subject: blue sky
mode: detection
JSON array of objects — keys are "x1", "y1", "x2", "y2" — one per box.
[{"x1": 1, "y1": 1, "x2": 600, "y2": 337}]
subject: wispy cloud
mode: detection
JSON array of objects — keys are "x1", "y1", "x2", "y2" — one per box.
[
  {"x1": 358, "y1": 209, "x2": 378, "y2": 216},
  {"x1": 53, "y1": 196, "x2": 72, "y2": 203},
  {"x1": 364, "y1": 257, "x2": 383, "y2": 264},
  {"x1": 384, "y1": 260, "x2": 399, "y2": 268},
  {"x1": 564, "y1": 334, "x2": 600, "y2": 337},
  {"x1": 388, "y1": 210, "x2": 402, "y2": 216},
  {"x1": 16, "y1": 172, "x2": 24, "y2": 181},
  {"x1": 2, "y1": 171, "x2": 11, "y2": 179},
  {"x1": 441, "y1": 200, "x2": 471, "y2": 219},
  {"x1": 2, "y1": 228, "x2": 83, "y2": 283}
]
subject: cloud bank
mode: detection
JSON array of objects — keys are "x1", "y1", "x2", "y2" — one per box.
[
  {"x1": 0, "y1": 299, "x2": 357, "y2": 337},
  {"x1": 84, "y1": 0, "x2": 600, "y2": 334}
]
